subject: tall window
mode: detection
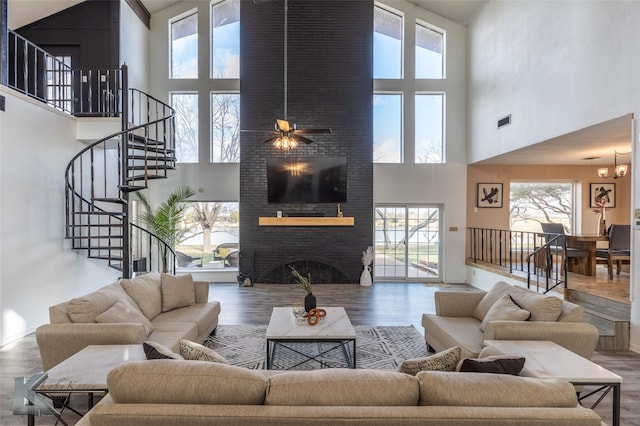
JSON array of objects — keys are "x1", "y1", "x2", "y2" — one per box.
[
  {"x1": 171, "y1": 93, "x2": 199, "y2": 163},
  {"x1": 211, "y1": 93, "x2": 240, "y2": 162},
  {"x1": 373, "y1": 93, "x2": 403, "y2": 163},
  {"x1": 374, "y1": 6, "x2": 403, "y2": 79},
  {"x1": 415, "y1": 93, "x2": 443, "y2": 163},
  {"x1": 211, "y1": 0, "x2": 240, "y2": 78},
  {"x1": 373, "y1": 4, "x2": 446, "y2": 164},
  {"x1": 415, "y1": 22, "x2": 444, "y2": 79},
  {"x1": 510, "y1": 182, "x2": 576, "y2": 233},
  {"x1": 170, "y1": 11, "x2": 198, "y2": 79}
]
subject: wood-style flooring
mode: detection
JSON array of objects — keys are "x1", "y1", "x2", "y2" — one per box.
[{"x1": 1, "y1": 282, "x2": 639, "y2": 425}]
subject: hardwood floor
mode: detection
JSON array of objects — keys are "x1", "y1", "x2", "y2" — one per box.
[{"x1": 1, "y1": 282, "x2": 639, "y2": 425}]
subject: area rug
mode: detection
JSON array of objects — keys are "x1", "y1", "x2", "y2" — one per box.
[{"x1": 203, "y1": 325, "x2": 428, "y2": 370}]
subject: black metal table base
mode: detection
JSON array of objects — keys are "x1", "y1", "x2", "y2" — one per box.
[{"x1": 266, "y1": 338, "x2": 356, "y2": 370}]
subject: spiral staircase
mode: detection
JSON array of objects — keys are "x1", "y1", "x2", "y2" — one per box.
[{"x1": 64, "y1": 66, "x2": 178, "y2": 278}]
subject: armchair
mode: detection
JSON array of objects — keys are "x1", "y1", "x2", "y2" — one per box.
[{"x1": 596, "y1": 224, "x2": 630, "y2": 279}]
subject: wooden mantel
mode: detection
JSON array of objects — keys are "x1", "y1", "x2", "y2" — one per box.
[{"x1": 259, "y1": 217, "x2": 355, "y2": 227}]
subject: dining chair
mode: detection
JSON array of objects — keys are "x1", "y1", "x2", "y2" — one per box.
[
  {"x1": 596, "y1": 224, "x2": 630, "y2": 280},
  {"x1": 540, "y1": 223, "x2": 588, "y2": 272}
]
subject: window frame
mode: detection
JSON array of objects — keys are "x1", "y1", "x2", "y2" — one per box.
[
  {"x1": 169, "y1": 8, "x2": 199, "y2": 80},
  {"x1": 414, "y1": 91, "x2": 445, "y2": 164},
  {"x1": 373, "y1": 91, "x2": 404, "y2": 164},
  {"x1": 373, "y1": 3, "x2": 405, "y2": 80},
  {"x1": 415, "y1": 19, "x2": 446, "y2": 80}
]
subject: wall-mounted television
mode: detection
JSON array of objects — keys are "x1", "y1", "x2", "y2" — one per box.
[{"x1": 267, "y1": 157, "x2": 347, "y2": 203}]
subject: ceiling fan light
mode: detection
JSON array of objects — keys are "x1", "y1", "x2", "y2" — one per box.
[
  {"x1": 597, "y1": 167, "x2": 609, "y2": 178},
  {"x1": 290, "y1": 138, "x2": 298, "y2": 149},
  {"x1": 273, "y1": 138, "x2": 283, "y2": 149}
]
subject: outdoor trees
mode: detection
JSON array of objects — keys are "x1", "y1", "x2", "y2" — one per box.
[{"x1": 510, "y1": 183, "x2": 573, "y2": 232}]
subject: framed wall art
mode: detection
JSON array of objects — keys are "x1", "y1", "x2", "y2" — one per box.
[
  {"x1": 477, "y1": 183, "x2": 503, "y2": 208},
  {"x1": 590, "y1": 183, "x2": 615, "y2": 208}
]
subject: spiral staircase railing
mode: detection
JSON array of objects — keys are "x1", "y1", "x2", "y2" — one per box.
[{"x1": 64, "y1": 66, "x2": 178, "y2": 278}]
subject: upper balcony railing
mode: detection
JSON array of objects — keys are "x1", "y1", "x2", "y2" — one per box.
[
  {"x1": 7, "y1": 30, "x2": 122, "y2": 117},
  {"x1": 467, "y1": 227, "x2": 567, "y2": 294}
]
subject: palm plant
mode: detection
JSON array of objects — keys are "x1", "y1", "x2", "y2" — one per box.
[{"x1": 136, "y1": 186, "x2": 196, "y2": 272}]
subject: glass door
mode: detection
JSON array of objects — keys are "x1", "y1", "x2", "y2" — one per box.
[{"x1": 374, "y1": 205, "x2": 442, "y2": 281}]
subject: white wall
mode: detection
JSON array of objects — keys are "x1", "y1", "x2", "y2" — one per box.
[
  {"x1": 0, "y1": 88, "x2": 120, "y2": 347},
  {"x1": 120, "y1": 0, "x2": 149, "y2": 92},
  {"x1": 468, "y1": 0, "x2": 640, "y2": 352}
]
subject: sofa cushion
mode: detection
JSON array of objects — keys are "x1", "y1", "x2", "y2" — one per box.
[
  {"x1": 67, "y1": 282, "x2": 138, "y2": 323},
  {"x1": 121, "y1": 273, "x2": 162, "y2": 320},
  {"x1": 417, "y1": 371, "x2": 578, "y2": 407},
  {"x1": 108, "y1": 360, "x2": 267, "y2": 405},
  {"x1": 179, "y1": 339, "x2": 228, "y2": 364},
  {"x1": 147, "y1": 321, "x2": 199, "y2": 353},
  {"x1": 95, "y1": 301, "x2": 153, "y2": 335},
  {"x1": 557, "y1": 300, "x2": 585, "y2": 323},
  {"x1": 509, "y1": 286, "x2": 563, "y2": 322},
  {"x1": 397, "y1": 346, "x2": 461, "y2": 376},
  {"x1": 161, "y1": 273, "x2": 196, "y2": 312},
  {"x1": 479, "y1": 294, "x2": 531, "y2": 331},
  {"x1": 143, "y1": 341, "x2": 184, "y2": 360},
  {"x1": 266, "y1": 369, "x2": 419, "y2": 406},
  {"x1": 472, "y1": 281, "x2": 512, "y2": 321},
  {"x1": 456, "y1": 356, "x2": 526, "y2": 375},
  {"x1": 422, "y1": 315, "x2": 485, "y2": 358},
  {"x1": 153, "y1": 302, "x2": 220, "y2": 336}
]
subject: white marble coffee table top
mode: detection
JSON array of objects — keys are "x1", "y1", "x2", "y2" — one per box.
[
  {"x1": 38, "y1": 344, "x2": 146, "y2": 391},
  {"x1": 484, "y1": 340, "x2": 622, "y2": 384},
  {"x1": 266, "y1": 307, "x2": 356, "y2": 340}
]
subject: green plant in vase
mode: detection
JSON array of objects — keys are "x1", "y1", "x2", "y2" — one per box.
[{"x1": 290, "y1": 265, "x2": 316, "y2": 312}]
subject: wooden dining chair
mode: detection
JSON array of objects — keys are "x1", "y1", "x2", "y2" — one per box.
[{"x1": 596, "y1": 224, "x2": 630, "y2": 280}]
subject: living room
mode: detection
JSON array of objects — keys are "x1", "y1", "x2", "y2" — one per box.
[{"x1": 1, "y1": 0, "x2": 640, "y2": 423}]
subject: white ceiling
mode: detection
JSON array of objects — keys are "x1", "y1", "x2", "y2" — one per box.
[{"x1": 6, "y1": 0, "x2": 633, "y2": 167}]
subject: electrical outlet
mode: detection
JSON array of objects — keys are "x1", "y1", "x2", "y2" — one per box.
[
  {"x1": 82, "y1": 76, "x2": 88, "y2": 83},
  {"x1": 101, "y1": 75, "x2": 107, "y2": 82}
]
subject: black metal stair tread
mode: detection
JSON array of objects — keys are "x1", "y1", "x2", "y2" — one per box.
[
  {"x1": 127, "y1": 165, "x2": 175, "y2": 171},
  {"x1": 128, "y1": 155, "x2": 177, "y2": 161},
  {"x1": 89, "y1": 256, "x2": 125, "y2": 261},
  {"x1": 128, "y1": 134, "x2": 165, "y2": 145},
  {"x1": 66, "y1": 223, "x2": 124, "y2": 227},
  {"x1": 65, "y1": 235, "x2": 124, "y2": 239},
  {"x1": 92, "y1": 197, "x2": 128, "y2": 204},
  {"x1": 70, "y1": 211, "x2": 126, "y2": 216},
  {"x1": 118, "y1": 185, "x2": 148, "y2": 192},
  {"x1": 127, "y1": 145, "x2": 175, "y2": 154},
  {"x1": 125, "y1": 175, "x2": 167, "y2": 181}
]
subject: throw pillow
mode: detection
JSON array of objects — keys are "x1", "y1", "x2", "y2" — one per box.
[
  {"x1": 67, "y1": 293, "x2": 116, "y2": 323},
  {"x1": 142, "y1": 341, "x2": 184, "y2": 360},
  {"x1": 95, "y1": 300, "x2": 154, "y2": 335},
  {"x1": 457, "y1": 356, "x2": 526, "y2": 376},
  {"x1": 472, "y1": 281, "x2": 513, "y2": 321},
  {"x1": 161, "y1": 273, "x2": 196, "y2": 312},
  {"x1": 121, "y1": 273, "x2": 162, "y2": 320},
  {"x1": 479, "y1": 294, "x2": 531, "y2": 332},
  {"x1": 397, "y1": 346, "x2": 461, "y2": 376},
  {"x1": 508, "y1": 287, "x2": 564, "y2": 322},
  {"x1": 179, "y1": 339, "x2": 229, "y2": 364}
]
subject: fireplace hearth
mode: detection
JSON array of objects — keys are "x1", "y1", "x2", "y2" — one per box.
[{"x1": 260, "y1": 258, "x2": 351, "y2": 284}]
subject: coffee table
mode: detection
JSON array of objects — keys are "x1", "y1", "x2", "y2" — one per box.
[
  {"x1": 266, "y1": 307, "x2": 357, "y2": 369},
  {"x1": 485, "y1": 340, "x2": 622, "y2": 426},
  {"x1": 15, "y1": 344, "x2": 146, "y2": 425}
]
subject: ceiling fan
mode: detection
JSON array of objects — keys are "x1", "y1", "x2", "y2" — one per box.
[{"x1": 242, "y1": 0, "x2": 332, "y2": 151}]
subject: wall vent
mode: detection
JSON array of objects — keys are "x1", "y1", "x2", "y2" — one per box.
[{"x1": 497, "y1": 114, "x2": 511, "y2": 129}]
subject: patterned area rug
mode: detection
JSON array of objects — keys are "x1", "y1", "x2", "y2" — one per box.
[{"x1": 203, "y1": 325, "x2": 428, "y2": 370}]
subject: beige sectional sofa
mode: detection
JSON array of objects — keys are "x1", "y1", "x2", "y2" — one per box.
[
  {"x1": 422, "y1": 281, "x2": 600, "y2": 359},
  {"x1": 74, "y1": 360, "x2": 601, "y2": 425},
  {"x1": 36, "y1": 272, "x2": 220, "y2": 371}
]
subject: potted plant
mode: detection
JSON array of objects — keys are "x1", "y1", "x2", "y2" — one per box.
[
  {"x1": 136, "y1": 186, "x2": 196, "y2": 272},
  {"x1": 290, "y1": 265, "x2": 316, "y2": 312}
]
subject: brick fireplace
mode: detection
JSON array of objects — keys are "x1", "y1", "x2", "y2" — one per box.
[{"x1": 239, "y1": 0, "x2": 374, "y2": 284}]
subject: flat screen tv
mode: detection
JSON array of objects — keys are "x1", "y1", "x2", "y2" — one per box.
[{"x1": 267, "y1": 157, "x2": 347, "y2": 203}]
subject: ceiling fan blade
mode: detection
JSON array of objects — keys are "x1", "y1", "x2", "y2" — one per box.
[
  {"x1": 260, "y1": 135, "x2": 281, "y2": 145},
  {"x1": 276, "y1": 119, "x2": 291, "y2": 132},
  {"x1": 292, "y1": 134, "x2": 314, "y2": 145},
  {"x1": 293, "y1": 128, "x2": 332, "y2": 135},
  {"x1": 241, "y1": 129, "x2": 278, "y2": 134}
]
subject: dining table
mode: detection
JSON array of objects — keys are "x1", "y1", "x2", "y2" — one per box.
[{"x1": 566, "y1": 234, "x2": 609, "y2": 276}]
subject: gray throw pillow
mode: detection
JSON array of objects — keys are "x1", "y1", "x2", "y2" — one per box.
[
  {"x1": 480, "y1": 294, "x2": 531, "y2": 331},
  {"x1": 397, "y1": 346, "x2": 461, "y2": 376},
  {"x1": 143, "y1": 341, "x2": 184, "y2": 360}
]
